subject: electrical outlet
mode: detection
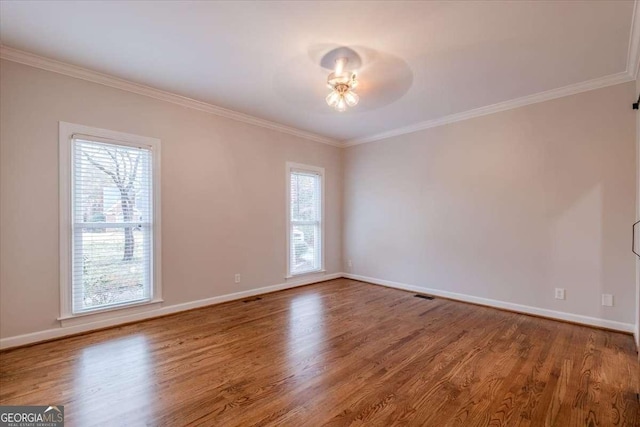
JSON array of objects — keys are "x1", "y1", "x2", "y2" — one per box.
[
  {"x1": 554, "y1": 288, "x2": 565, "y2": 300},
  {"x1": 234, "y1": 273, "x2": 241, "y2": 284},
  {"x1": 347, "y1": 259, "x2": 353, "y2": 268},
  {"x1": 602, "y1": 294, "x2": 613, "y2": 307}
]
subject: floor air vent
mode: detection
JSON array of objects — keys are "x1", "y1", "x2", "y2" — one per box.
[
  {"x1": 414, "y1": 294, "x2": 435, "y2": 300},
  {"x1": 242, "y1": 297, "x2": 262, "y2": 303}
]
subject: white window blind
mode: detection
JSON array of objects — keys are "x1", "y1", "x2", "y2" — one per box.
[
  {"x1": 288, "y1": 165, "x2": 323, "y2": 276},
  {"x1": 71, "y1": 137, "x2": 154, "y2": 313}
]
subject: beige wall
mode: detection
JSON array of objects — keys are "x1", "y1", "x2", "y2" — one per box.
[
  {"x1": 1, "y1": 58, "x2": 637, "y2": 341},
  {"x1": 0, "y1": 60, "x2": 343, "y2": 339},
  {"x1": 636, "y1": 74, "x2": 640, "y2": 347},
  {"x1": 344, "y1": 82, "x2": 636, "y2": 324}
]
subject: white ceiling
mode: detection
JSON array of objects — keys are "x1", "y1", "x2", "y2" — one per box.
[{"x1": 0, "y1": 1, "x2": 636, "y2": 143}]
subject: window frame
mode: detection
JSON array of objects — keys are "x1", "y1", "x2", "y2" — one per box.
[
  {"x1": 59, "y1": 122, "x2": 162, "y2": 321},
  {"x1": 286, "y1": 162, "x2": 325, "y2": 278}
]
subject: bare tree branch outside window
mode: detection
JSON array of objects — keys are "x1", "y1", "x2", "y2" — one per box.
[{"x1": 83, "y1": 147, "x2": 141, "y2": 261}]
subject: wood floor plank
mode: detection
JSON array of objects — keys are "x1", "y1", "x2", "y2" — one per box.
[{"x1": 1, "y1": 279, "x2": 638, "y2": 426}]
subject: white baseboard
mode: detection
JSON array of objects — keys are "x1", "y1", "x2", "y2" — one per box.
[
  {"x1": 0, "y1": 272, "x2": 343, "y2": 350},
  {"x1": 3, "y1": 271, "x2": 633, "y2": 349},
  {"x1": 343, "y1": 273, "x2": 635, "y2": 334}
]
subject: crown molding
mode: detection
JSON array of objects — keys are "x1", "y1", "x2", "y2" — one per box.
[
  {"x1": 343, "y1": 71, "x2": 634, "y2": 147},
  {"x1": 627, "y1": 0, "x2": 640, "y2": 78},
  {"x1": 4, "y1": 1, "x2": 640, "y2": 151},
  {"x1": 345, "y1": 0, "x2": 640, "y2": 147},
  {"x1": 0, "y1": 45, "x2": 341, "y2": 147}
]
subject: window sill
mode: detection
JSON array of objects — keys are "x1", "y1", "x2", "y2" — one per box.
[
  {"x1": 285, "y1": 269, "x2": 326, "y2": 280},
  {"x1": 58, "y1": 298, "x2": 164, "y2": 327}
]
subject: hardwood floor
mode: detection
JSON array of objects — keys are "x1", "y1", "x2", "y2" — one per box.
[{"x1": 1, "y1": 279, "x2": 638, "y2": 426}]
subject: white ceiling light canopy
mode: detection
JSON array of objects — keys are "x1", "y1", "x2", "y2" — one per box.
[{"x1": 326, "y1": 57, "x2": 359, "y2": 112}]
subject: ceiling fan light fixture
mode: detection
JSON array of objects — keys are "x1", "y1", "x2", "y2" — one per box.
[{"x1": 325, "y1": 57, "x2": 359, "y2": 112}]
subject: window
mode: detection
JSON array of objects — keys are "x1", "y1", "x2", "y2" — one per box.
[
  {"x1": 59, "y1": 122, "x2": 161, "y2": 318},
  {"x1": 287, "y1": 162, "x2": 324, "y2": 277}
]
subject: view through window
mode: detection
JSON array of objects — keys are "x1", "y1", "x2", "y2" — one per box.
[
  {"x1": 72, "y1": 138, "x2": 154, "y2": 313},
  {"x1": 289, "y1": 165, "x2": 323, "y2": 276}
]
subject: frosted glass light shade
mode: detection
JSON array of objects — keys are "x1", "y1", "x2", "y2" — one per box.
[
  {"x1": 344, "y1": 91, "x2": 359, "y2": 107},
  {"x1": 326, "y1": 91, "x2": 340, "y2": 107}
]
